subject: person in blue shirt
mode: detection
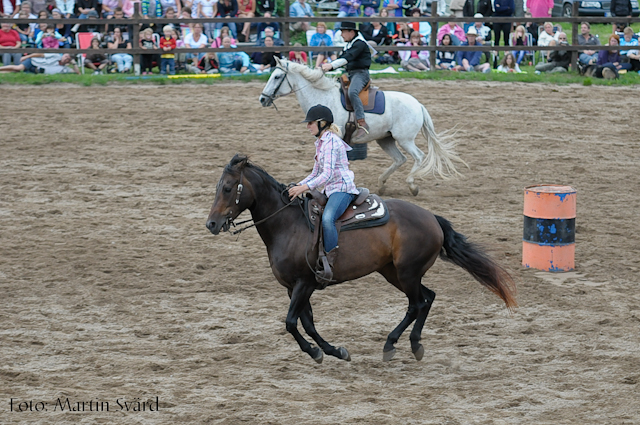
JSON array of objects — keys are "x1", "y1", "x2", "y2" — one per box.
[
  {"x1": 216, "y1": 36, "x2": 255, "y2": 74},
  {"x1": 289, "y1": 0, "x2": 314, "y2": 32},
  {"x1": 310, "y1": 22, "x2": 337, "y2": 67},
  {"x1": 453, "y1": 27, "x2": 490, "y2": 72}
]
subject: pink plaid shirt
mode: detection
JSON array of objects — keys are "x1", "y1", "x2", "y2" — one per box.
[{"x1": 299, "y1": 131, "x2": 359, "y2": 197}]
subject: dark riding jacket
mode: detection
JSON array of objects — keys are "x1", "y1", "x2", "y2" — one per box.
[{"x1": 331, "y1": 34, "x2": 372, "y2": 72}]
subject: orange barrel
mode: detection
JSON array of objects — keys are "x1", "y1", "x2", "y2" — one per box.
[{"x1": 522, "y1": 185, "x2": 577, "y2": 272}]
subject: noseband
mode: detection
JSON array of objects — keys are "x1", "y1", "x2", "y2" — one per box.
[{"x1": 260, "y1": 65, "x2": 292, "y2": 110}]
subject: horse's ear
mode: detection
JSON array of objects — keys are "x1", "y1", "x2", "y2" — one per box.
[
  {"x1": 275, "y1": 56, "x2": 282, "y2": 67},
  {"x1": 229, "y1": 154, "x2": 250, "y2": 171}
]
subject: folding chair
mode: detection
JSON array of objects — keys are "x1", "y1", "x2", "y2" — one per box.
[
  {"x1": 509, "y1": 32, "x2": 535, "y2": 66},
  {"x1": 75, "y1": 32, "x2": 101, "y2": 74}
]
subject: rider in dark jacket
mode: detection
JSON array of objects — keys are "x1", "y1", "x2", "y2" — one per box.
[{"x1": 321, "y1": 21, "x2": 375, "y2": 142}]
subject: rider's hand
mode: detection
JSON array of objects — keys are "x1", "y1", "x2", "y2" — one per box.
[
  {"x1": 288, "y1": 184, "x2": 309, "y2": 200},
  {"x1": 321, "y1": 63, "x2": 333, "y2": 73}
]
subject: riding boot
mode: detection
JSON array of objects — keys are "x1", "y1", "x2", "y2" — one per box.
[
  {"x1": 352, "y1": 119, "x2": 370, "y2": 142},
  {"x1": 315, "y1": 247, "x2": 339, "y2": 289}
]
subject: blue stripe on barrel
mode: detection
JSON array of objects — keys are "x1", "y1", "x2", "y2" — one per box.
[{"x1": 523, "y1": 216, "x2": 575, "y2": 245}]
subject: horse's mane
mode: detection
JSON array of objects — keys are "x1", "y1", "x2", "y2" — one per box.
[
  {"x1": 225, "y1": 154, "x2": 287, "y2": 193},
  {"x1": 283, "y1": 60, "x2": 339, "y2": 91}
]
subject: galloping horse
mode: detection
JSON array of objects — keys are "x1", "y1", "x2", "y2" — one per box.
[
  {"x1": 258, "y1": 58, "x2": 467, "y2": 196},
  {"x1": 206, "y1": 155, "x2": 517, "y2": 363}
]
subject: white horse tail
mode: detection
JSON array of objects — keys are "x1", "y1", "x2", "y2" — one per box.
[{"x1": 415, "y1": 105, "x2": 469, "y2": 180}]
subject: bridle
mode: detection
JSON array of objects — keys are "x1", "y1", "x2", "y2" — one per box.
[{"x1": 259, "y1": 62, "x2": 314, "y2": 111}]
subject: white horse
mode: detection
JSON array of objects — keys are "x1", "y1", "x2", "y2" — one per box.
[{"x1": 258, "y1": 58, "x2": 467, "y2": 196}]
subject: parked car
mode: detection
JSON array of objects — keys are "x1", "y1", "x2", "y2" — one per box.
[{"x1": 552, "y1": 0, "x2": 639, "y2": 17}]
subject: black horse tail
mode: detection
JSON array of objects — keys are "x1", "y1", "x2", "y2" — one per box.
[{"x1": 435, "y1": 215, "x2": 518, "y2": 312}]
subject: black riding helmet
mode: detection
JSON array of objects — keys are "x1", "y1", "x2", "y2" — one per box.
[{"x1": 301, "y1": 105, "x2": 333, "y2": 137}]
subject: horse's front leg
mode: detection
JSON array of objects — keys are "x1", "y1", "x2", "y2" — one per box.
[
  {"x1": 300, "y1": 301, "x2": 351, "y2": 361},
  {"x1": 285, "y1": 281, "x2": 323, "y2": 363}
]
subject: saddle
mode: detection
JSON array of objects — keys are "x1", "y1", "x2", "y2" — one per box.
[
  {"x1": 339, "y1": 74, "x2": 385, "y2": 114},
  {"x1": 305, "y1": 187, "x2": 390, "y2": 235}
]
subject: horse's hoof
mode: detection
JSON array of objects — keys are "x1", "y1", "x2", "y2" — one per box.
[
  {"x1": 338, "y1": 346, "x2": 351, "y2": 361},
  {"x1": 382, "y1": 347, "x2": 396, "y2": 362},
  {"x1": 311, "y1": 348, "x2": 323, "y2": 364},
  {"x1": 409, "y1": 185, "x2": 419, "y2": 196},
  {"x1": 413, "y1": 344, "x2": 425, "y2": 361}
]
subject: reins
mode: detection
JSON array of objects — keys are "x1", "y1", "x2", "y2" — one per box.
[{"x1": 231, "y1": 185, "x2": 299, "y2": 235}]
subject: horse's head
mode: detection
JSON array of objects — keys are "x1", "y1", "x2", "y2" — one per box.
[
  {"x1": 206, "y1": 154, "x2": 255, "y2": 235},
  {"x1": 259, "y1": 57, "x2": 293, "y2": 107}
]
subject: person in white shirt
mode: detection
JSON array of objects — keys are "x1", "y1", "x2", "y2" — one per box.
[{"x1": 184, "y1": 22, "x2": 209, "y2": 65}]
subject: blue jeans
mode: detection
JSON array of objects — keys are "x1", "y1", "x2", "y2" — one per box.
[
  {"x1": 579, "y1": 52, "x2": 598, "y2": 65},
  {"x1": 111, "y1": 53, "x2": 133, "y2": 72},
  {"x1": 348, "y1": 69, "x2": 370, "y2": 121},
  {"x1": 2, "y1": 53, "x2": 23, "y2": 66},
  {"x1": 322, "y1": 192, "x2": 356, "y2": 252},
  {"x1": 160, "y1": 58, "x2": 176, "y2": 74},
  {"x1": 335, "y1": 10, "x2": 359, "y2": 29}
]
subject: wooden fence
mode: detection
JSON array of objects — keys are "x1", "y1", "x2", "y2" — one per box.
[{"x1": 1, "y1": 2, "x2": 639, "y2": 74}]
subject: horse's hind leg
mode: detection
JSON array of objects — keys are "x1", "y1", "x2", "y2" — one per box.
[
  {"x1": 300, "y1": 302, "x2": 351, "y2": 361},
  {"x1": 375, "y1": 136, "x2": 406, "y2": 195},
  {"x1": 396, "y1": 137, "x2": 426, "y2": 197},
  {"x1": 409, "y1": 285, "x2": 436, "y2": 361}
]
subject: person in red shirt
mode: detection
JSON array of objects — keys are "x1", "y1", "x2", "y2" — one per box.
[
  {"x1": 0, "y1": 22, "x2": 22, "y2": 66},
  {"x1": 159, "y1": 25, "x2": 177, "y2": 75}
]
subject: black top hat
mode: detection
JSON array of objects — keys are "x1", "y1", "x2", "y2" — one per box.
[{"x1": 340, "y1": 21, "x2": 359, "y2": 32}]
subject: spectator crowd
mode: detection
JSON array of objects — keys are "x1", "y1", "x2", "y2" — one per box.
[{"x1": 0, "y1": 0, "x2": 639, "y2": 78}]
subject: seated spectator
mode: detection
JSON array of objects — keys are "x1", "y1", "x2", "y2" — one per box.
[
  {"x1": 1, "y1": 22, "x2": 22, "y2": 65},
  {"x1": 36, "y1": 24, "x2": 63, "y2": 48},
  {"x1": 626, "y1": 46, "x2": 640, "y2": 71},
  {"x1": 160, "y1": 0, "x2": 182, "y2": 16},
  {"x1": 55, "y1": 0, "x2": 75, "y2": 18},
  {"x1": 77, "y1": 9, "x2": 102, "y2": 33},
  {"x1": 361, "y1": 16, "x2": 390, "y2": 46},
  {"x1": 437, "y1": 21, "x2": 465, "y2": 46},
  {"x1": 216, "y1": 0, "x2": 239, "y2": 38},
  {"x1": 289, "y1": 0, "x2": 313, "y2": 32},
  {"x1": 257, "y1": 35, "x2": 282, "y2": 73},
  {"x1": 1, "y1": 0, "x2": 18, "y2": 17},
  {"x1": 237, "y1": 0, "x2": 256, "y2": 41},
  {"x1": 537, "y1": 21, "x2": 558, "y2": 47},
  {"x1": 32, "y1": 21, "x2": 48, "y2": 45},
  {"x1": 256, "y1": 11, "x2": 280, "y2": 36},
  {"x1": 51, "y1": 9, "x2": 71, "y2": 48},
  {"x1": 401, "y1": 0, "x2": 418, "y2": 16},
  {"x1": 620, "y1": 26, "x2": 639, "y2": 61},
  {"x1": 164, "y1": 7, "x2": 181, "y2": 32},
  {"x1": 76, "y1": 0, "x2": 98, "y2": 18},
  {"x1": 393, "y1": 22, "x2": 412, "y2": 45},
  {"x1": 454, "y1": 27, "x2": 490, "y2": 72},
  {"x1": 106, "y1": 8, "x2": 133, "y2": 38},
  {"x1": 578, "y1": 22, "x2": 600, "y2": 66},
  {"x1": 535, "y1": 32, "x2": 570, "y2": 73},
  {"x1": 0, "y1": 52, "x2": 79, "y2": 73},
  {"x1": 84, "y1": 36, "x2": 109, "y2": 74},
  {"x1": 102, "y1": 0, "x2": 121, "y2": 17},
  {"x1": 289, "y1": 42, "x2": 308, "y2": 63},
  {"x1": 13, "y1": 1, "x2": 38, "y2": 40},
  {"x1": 510, "y1": 25, "x2": 529, "y2": 65},
  {"x1": 107, "y1": 26, "x2": 133, "y2": 72},
  {"x1": 593, "y1": 33, "x2": 632, "y2": 78},
  {"x1": 216, "y1": 35, "x2": 254, "y2": 74},
  {"x1": 399, "y1": 30, "x2": 429, "y2": 71},
  {"x1": 211, "y1": 25, "x2": 237, "y2": 48},
  {"x1": 196, "y1": 51, "x2": 220, "y2": 73},
  {"x1": 435, "y1": 33, "x2": 456, "y2": 70},
  {"x1": 193, "y1": 0, "x2": 218, "y2": 39},
  {"x1": 179, "y1": 6, "x2": 192, "y2": 39},
  {"x1": 523, "y1": 12, "x2": 539, "y2": 45},
  {"x1": 337, "y1": 0, "x2": 361, "y2": 30},
  {"x1": 251, "y1": 26, "x2": 282, "y2": 64},
  {"x1": 361, "y1": 0, "x2": 380, "y2": 17},
  {"x1": 408, "y1": 8, "x2": 422, "y2": 34},
  {"x1": 142, "y1": 0, "x2": 163, "y2": 20},
  {"x1": 14, "y1": 10, "x2": 32, "y2": 43},
  {"x1": 184, "y1": 22, "x2": 208, "y2": 65},
  {"x1": 380, "y1": 8, "x2": 395, "y2": 37},
  {"x1": 256, "y1": 0, "x2": 276, "y2": 16},
  {"x1": 309, "y1": 22, "x2": 336, "y2": 67},
  {"x1": 497, "y1": 52, "x2": 522, "y2": 72},
  {"x1": 472, "y1": 13, "x2": 491, "y2": 43}
]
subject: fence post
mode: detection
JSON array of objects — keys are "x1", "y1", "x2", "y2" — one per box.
[
  {"x1": 571, "y1": 2, "x2": 579, "y2": 73},
  {"x1": 132, "y1": 2, "x2": 141, "y2": 76},
  {"x1": 429, "y1": 2, "x2": 438, "y2": 70},
  {"x1": 283, "y1": 0, "x2": 290, "y2": 50}
]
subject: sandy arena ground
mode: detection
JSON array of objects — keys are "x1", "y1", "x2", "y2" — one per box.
[{"x1": 1, "y1": 81, "x2": 639, "y2": 424}]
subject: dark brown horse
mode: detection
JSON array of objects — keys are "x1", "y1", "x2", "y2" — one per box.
[{"x1": 206, "y1": 155, "x2": 517, "y2": 363}]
